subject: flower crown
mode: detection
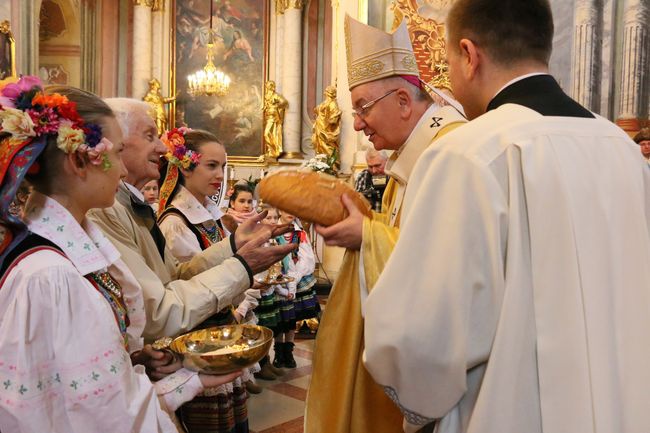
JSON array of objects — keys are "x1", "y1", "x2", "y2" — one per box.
[
  {"x1": 161, "y1": 127, "x2": 201, "y2": 170},
  {"x1": 0, "y1": 75, "x2": 112, "y2": 170}
]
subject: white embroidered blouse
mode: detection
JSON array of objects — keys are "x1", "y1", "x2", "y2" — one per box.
[
  {"x1": 0, "y1": 193, "x2": 200, "y2": 433},
  {"x1": 159, "y1": 186, "x2": 258, "y2": 319},
  {"x1": 158, "y1": 186, "x2": 223, "y2": 263}
]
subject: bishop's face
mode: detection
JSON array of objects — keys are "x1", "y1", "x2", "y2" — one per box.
[{"x1": 350, "y1": 80, "x2": 408, "y2": 151}]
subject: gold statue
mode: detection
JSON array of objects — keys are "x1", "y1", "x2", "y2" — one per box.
[
  {"x1": 143, "y1": 78, "x2": 175, "y2": 136},
  {"x1": 263, "y1": 81, "x2": 288, "y2": 159},
  {"x1": 311, "y1": 85, "x2": 341, "y2": 169}
]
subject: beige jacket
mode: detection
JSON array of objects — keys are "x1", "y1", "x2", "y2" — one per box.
[{"x1": 88, "y1": 183, "x2": 250, "y2": 341}]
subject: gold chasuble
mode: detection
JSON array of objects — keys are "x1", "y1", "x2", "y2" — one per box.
[{"x1": 305, "y1": 106, "x2": 465, "y2": 433}]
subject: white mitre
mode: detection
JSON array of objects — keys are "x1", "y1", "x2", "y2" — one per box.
[{"x1": 344, "y1": 14, "x2": 420, "y2": 90}]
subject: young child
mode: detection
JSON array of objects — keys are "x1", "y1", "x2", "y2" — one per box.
[
  {"x1": 222, "y1": 183, "x2": 256, "y2": 234},
  {"x1": 273, "y1": 211, "x2": 320, "y2": 368},
  {"x1": 252, "y1": 206, "x2": 287, "y2": 380},
  {"x1": 140, "y1": 179, "x2": 159, "y2": 213}
]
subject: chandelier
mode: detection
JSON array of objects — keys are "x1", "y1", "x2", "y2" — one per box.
[{"x1": 187, "y1": 1, "x2": 231, "y2": 97}]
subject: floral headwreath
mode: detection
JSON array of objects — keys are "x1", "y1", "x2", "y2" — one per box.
[
  {"x1": 158, "y1": 127, "x2": 202, "y2": 213},
  {"x1": 161, "y1": 127, "x2": 201, "y2": 170},
  {"x1": 0, "y1": 75, "x2": 113, "y2": 264},
  {"x1": 0, "y1": 75, "x2": 113, "y2": 171}
]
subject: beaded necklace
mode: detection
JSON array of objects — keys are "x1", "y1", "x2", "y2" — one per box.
[
  {"x1": 195, "y1": 221, "x2": 225, "y2": 246},
  {"x1": 87, "y1": 272, "x2": 130, "y2": 348}
]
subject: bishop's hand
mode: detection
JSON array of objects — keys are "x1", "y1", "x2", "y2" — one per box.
[{"x1": 315, "y1": 193, "x2": 364, "y2": 250}]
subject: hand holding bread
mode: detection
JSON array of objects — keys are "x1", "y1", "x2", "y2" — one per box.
[{"x1": 258, "y1": 170, "x2": 372, "y2": 226}]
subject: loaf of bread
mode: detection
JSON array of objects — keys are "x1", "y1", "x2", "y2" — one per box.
[{"x1": 258, "y1": 170, "x2": 373, "y2": 226}]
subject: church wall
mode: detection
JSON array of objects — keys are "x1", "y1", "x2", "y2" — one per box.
[
  {"x1": 38, "y1": 0, "x2": 82, "y2": 87},
  {"x1": 548, "y1": 0, "x2": 574, "y2": 92},
  {"x1": 361, "y1": 0, "x2": 649, "y2": 136},
  {"x1": 301, "y1": 0, "x2": 334, "y2": 159}
]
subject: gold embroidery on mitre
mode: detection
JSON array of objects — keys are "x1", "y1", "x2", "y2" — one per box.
[
  {"x1": 344, "y1": 19, "x2": 352, "y2": 69},
  {"x1": 401, "y1": 55, "x2": 418, "y2": 72},
  {"x1": 349, "y1": 60, "x2": 385, "y2": 82}
]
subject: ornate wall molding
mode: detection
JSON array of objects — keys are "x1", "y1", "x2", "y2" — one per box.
[
  {"x1": 286, "y1": 0, "x2": 305, "y2": 10},
  {"x1": 133, "y1": 0, "x2": 154, "y2": 6},
  {"x1": 391, "y1": 0, "x2": 451, "y2": 91},
  {"x1": 151, "y1": 0, "x2": 164, "y2": 12},
  {"x1": 276, "y1": 0, "x2": 286, "y2": 15}
]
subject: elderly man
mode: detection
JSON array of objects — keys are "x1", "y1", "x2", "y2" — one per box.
[
  {"x1": 355, "y1": 148, "x2": 389, "y2": 211},
  {"x1": 364, "y1": 1, "x2": 650, "y2": 432},
  {"x1": 305, "y1": 16, "x2": 465, "y2": 433},
  {"x1": 88, "y1": 98, "x2": 295, "y2": 343}
]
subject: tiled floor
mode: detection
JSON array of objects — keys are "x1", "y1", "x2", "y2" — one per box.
[
  {"x1": 247, "y1": 292, "x2": 329, "y2": 433},
  {"x1": 248, "y1": 338, "x2": 315, "y2": 433}
]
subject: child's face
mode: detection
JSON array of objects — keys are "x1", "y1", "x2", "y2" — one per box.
[
  {"x1": 280, "y1": 212, "x2": 295, "y2": 224},
  {"x1": 263, "y1": 209, "x2": 279, "y2": 224},
  {"x1": 232, "y1": 191, "x2": 254, "y2": 212},
  {"x1": 141, "y1": 180, "x2": 159, "y2": 204}
]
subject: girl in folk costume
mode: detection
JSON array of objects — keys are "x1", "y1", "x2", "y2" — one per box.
[
  {"x1": 251, "y1": 205, "x2": 286, "y2": 380},
  {"x1": 273, "y1": 211, "x2": 319, "y2": 368},
  {"x1": 0, "y1": 77, "x2": 239, "y2": 432},
  {"x1": 156, "y1": 127, "x2": 258, "y2": 431},
  {"x1": 222, "y1": 183, "x2": 256, "y2": 234}
]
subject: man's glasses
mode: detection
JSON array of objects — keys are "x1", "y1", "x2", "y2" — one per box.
[{"x1": 351, "y1": 89, "x2": 398, "y2": 119}]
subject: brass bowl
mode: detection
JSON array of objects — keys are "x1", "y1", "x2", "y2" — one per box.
[{"x1": 169, "y1": 325, "x2": 273, "y2": 375}]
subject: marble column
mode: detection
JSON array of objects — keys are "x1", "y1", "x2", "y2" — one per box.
[
  {"x1": 281, "y1": 0, "x2": 304, "y2": 159},
  {"x1": 19, "y1": 0, "x2": 39, "y2": 75},
  {"x1": 571, "y1": 0, "x2": 602, "y2": 111},
  {"x1": 274, "y1": 1, "x2": 285, "y2": 93},
  {"x1": 333, "y1": 0, "x2": 363, "y2": 174},
  {"x1": 151, "y1": 0, "x2": 164, "y2": 84},
  {"x1": 80, "y1": 2, "x2": 98, "y2": 93},
  {"x1": 618, "y1": 0, "x2": 649, "y2": 123},
  {"x1": 132, "y1": 0, "x2": 153, "y2": 99}
]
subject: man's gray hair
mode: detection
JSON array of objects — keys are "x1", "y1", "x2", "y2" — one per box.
[
  {"x1": 104, "y1": 98, "x2": 152, "y2": 137},
  {"x1": 381, "y1": 76, "x2": 433, "y2": 103},
  {"x1": 366, "y1": 148, "x2": 388, "y2": 161}
]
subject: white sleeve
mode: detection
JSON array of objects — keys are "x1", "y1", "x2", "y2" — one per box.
[
  {"x1": 0, "y1": 252, "x2": 178, "y2": 433},
  {"x1": 159, "y1": 213, "x2": 203, "y2": 263},
  {"x1": 236, "y1": 288, "x2": 261, "y2": 317},
  {"x1": 153, "y1": 368, "x2": 204, "y2": 412}
]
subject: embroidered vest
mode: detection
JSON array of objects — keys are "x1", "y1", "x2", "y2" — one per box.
[
  {"x1": 158, "y1": 207, "x2": 226, "y2": 250},
  {"x1": 158, "y1": 208, "x2": 234, "y2": 327}
]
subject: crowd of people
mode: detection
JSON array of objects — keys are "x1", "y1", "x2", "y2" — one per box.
[
  {"x1": 0, "y1": 81, "x2": 321, "y2": 431},
  {"x1": 1, "y1": 0, "x2": 649, "y2": 432}
]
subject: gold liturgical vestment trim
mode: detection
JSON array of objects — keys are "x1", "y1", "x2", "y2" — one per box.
[{"x1": 306, "y1": 118, "x2": 464, "y2": 433}]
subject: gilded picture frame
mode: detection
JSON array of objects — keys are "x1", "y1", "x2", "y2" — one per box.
[
  {"x1": 170, "y1": 0, "x2": 269, "y2": 166},
  {"x1": 0, "y1": 20, "x2": 17, "y2": 80}
]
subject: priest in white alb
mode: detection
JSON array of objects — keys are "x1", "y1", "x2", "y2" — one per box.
[{"x1": 362, "y1": 0, "x2": 650, "y2": 432}]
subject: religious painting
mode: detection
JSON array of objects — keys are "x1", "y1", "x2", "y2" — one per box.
[
  {"x1": 171, "y1": 0, "x2": 268, "y2": 165},
  {"x1": 0, "y1": 20, "x2": 16, "y2": 80}
]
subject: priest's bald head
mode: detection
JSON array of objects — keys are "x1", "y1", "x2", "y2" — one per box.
[
  {"x1": 446, "y1": 0, "x2": 554, "y2": 120},
  {"x1": 344, "y1": 15, "x2": 433, "y2": 152}
]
